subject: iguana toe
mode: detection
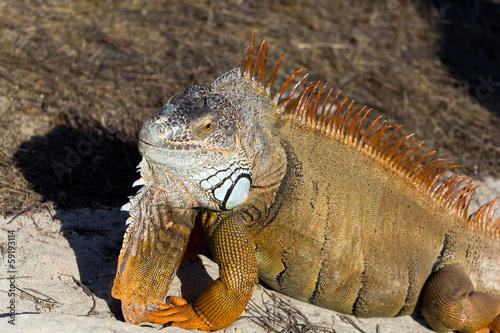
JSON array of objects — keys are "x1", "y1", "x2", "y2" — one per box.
[{"x1": 145, "y1": 297, "x2": 213, "y2": 330}]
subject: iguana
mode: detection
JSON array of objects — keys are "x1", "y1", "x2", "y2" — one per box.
[{"x1": 112, "y1": 34, "x2": 500, "y2": 332}]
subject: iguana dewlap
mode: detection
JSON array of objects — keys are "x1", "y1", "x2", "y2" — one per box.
[{"x1": 112, "y1": 35, "x2": 500, "y2": 332}]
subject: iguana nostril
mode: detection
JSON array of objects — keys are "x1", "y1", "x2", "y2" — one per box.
[
  {"x1": 156, "y1": 126, "x2": 173, "y2": 139},
  {"x1": 138, "y1": 123, "x2": 174, "y2": 146}
]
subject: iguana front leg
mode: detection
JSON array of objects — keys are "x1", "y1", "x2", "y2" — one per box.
[
  {"x1": 421, "y1": 265, "x2": 500, "y2": 333},
  {"x1": 145, "y1": 212, "x2": 258, "y2": 330}
]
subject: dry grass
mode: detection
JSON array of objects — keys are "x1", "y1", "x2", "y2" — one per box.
[
  {"x1": 1, "y1": 0, "x2": 499, "y2": 215},
  {"x1": 246, "y1": 289, "x2": 336, "y2": 332}
]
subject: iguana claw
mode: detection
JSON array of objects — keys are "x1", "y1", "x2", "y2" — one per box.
[{"x1": 145, "y1": 296, "x2": 213, "y2": 330}]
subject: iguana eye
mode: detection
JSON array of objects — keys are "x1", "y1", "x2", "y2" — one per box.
[{"x1": 201, "y1": 122, "x2": 213, "y2": 132}]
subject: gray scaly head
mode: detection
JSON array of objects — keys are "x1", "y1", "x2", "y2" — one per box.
[{"x1": 138, "y1": 83, "x2": 252, "y2": 211}]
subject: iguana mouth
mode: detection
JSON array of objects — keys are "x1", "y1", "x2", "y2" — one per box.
[
  {"x1": 138, "y1": 138, "x2": 156, "y2": 147},
  {"x1": 139, "y1": 138, "x2": 231, "y2": 155},
  {"x1": 138, "y1": 138, "x2": 199, "y2": 152}
]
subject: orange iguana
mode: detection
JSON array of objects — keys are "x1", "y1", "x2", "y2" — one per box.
[{"x1": 112, "y1": 34, "x2": 500, "y2": 332}]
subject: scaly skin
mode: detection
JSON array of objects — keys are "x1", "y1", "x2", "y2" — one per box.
[{"x1": 113, "y1": 37, "x2": 500, "y2": 332}]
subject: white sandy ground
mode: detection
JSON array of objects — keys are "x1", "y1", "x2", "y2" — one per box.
[{"x1": 0, "y1": 177, "x2": 499, "y2": 333}]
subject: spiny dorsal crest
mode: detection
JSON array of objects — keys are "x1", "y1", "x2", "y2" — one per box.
[{"x1": 238, "y1": 32, "x2": 500, "y2": 238}]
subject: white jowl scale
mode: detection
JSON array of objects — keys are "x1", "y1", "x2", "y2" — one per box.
[
  {"x1": 214, "y1": 179, "x2": 233, "y2": 202},
  {"x1": 224, "y1": 176, "x2": 251, "y2": 210},
  {"x1": 196, "y1": 166, "x2": 251, "y2": 210}
]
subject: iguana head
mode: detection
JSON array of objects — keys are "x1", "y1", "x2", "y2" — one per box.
[{"x1": 138, "y1": 83, "x2": 252, "y2": 211}]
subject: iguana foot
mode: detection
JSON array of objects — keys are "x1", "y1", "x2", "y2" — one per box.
[
  {"x1": 422, "y1": 265, "x2": 500, "y2": 333},
  {"x1": 145, "y1": 296, "x2": 213, "y2": 330}
]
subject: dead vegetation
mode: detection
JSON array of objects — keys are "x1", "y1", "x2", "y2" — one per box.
[
  {"x1": 1, "y1": 0, "x2": 499, "y2": 215},
  {"x1": 246, "y1": 289, "x2": 336, "y2": 332}
]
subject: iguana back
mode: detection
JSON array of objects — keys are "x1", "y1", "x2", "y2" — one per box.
[{"x1": 248, "y1": 114, "x2": 500, "y2": 316}]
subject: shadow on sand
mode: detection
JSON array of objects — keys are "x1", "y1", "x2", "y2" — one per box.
[
  {"x1": 14, "y1": 125, "x2": 140, "y2": 318},
  {"x1": 420, "y1": 0, "x2": 500, "y2": 117}
]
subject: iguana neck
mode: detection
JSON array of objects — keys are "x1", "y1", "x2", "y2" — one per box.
[
  {"x1": 211, "y1": 69, "x2": 287, "y2": 216},
  {"x1": 137, "y1": 157, "x2": 199, "y2": 209}
]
